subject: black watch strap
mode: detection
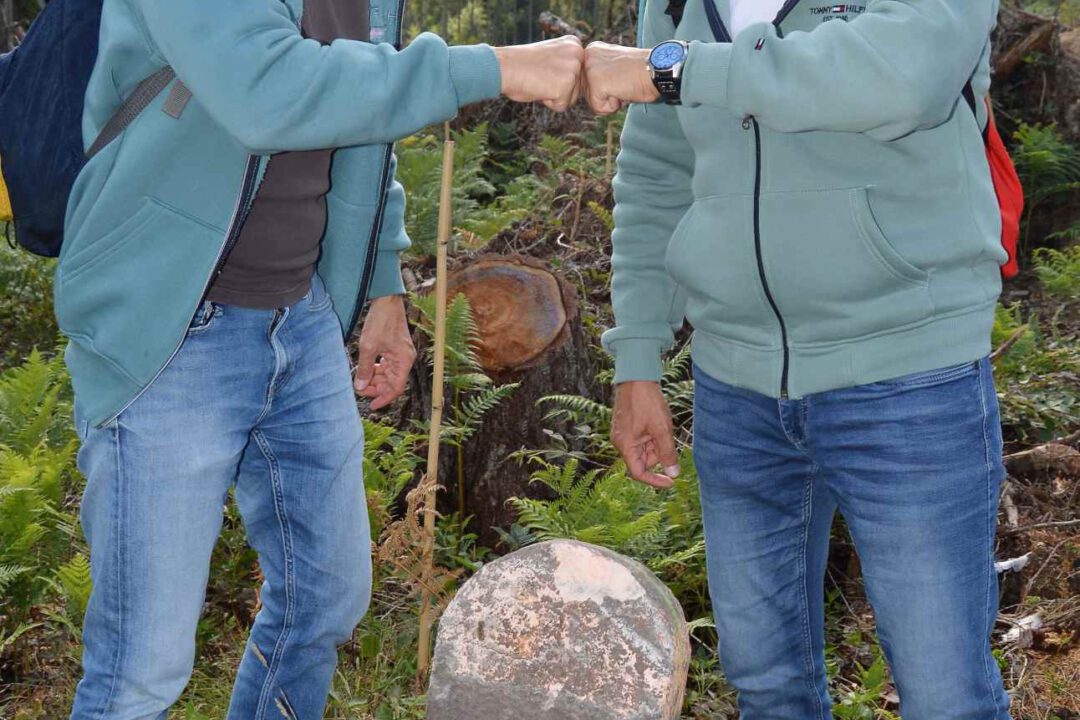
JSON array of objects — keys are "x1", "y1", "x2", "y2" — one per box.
[{"x1": 652, "y1": 73, "x2": 682, "y2": 105}]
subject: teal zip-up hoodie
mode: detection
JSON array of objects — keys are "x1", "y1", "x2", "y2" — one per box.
[
  {"x1": 602, "y1": 0, "x2": 1005, "y2": 398},
  {"x1": 59, "y1": 0, "x2": 502, "y2": 427}
]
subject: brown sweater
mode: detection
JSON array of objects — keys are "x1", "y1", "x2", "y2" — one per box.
[{"x1": 208, "y1": 0, "x2": 370, "y2": 309}]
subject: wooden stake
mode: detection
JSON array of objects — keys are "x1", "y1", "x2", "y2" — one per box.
[{"x1": 417, "y1": 125, "x2": 455, "y2": 678}]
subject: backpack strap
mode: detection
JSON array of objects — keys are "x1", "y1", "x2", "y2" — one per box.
[
  {"x1": 86, "y1": 66, "x2": 178, "y2": 159},
  {"x1": 961, "y1": 79, "x2": 991, "y2": 143}
]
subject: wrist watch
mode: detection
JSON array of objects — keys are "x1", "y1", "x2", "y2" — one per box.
[{"x1": 648, "y1": 40, "x2": 690, "y2": 105}]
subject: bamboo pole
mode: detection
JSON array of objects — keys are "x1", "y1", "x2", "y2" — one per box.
[{"x1": 417, "y1": 125, "x2": 455, "y2": 678}]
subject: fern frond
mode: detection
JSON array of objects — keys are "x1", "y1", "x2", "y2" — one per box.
[
  {"x1": 662, "y1": 342, "x2": 693, "y2": 384},
  {"x1": 0, "y1": 564, "x2": 32, "y2": 593},
  {"x1": 539, "y1": 394, "x2": 613, "y2": 426},
  {"x1": 458, "y1": 383, "x2": 518, "y2": 433},
  {"x1": 56, "y1": 554, "x2": 93, "y2": 617},
  {"x1": 587, "y1": 201, "x2": 615, "y2": 232}
]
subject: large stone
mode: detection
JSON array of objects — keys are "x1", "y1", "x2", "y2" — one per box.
[{"x1": 427, "y1": 539, "x2": 690, "y2": 720}]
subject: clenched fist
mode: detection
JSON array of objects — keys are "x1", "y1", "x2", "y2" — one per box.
[
  {"x1": 583, "y1": 41, "x2": 659, "y2": 115},
  {"x1": 495, "y1": 36, "x2": 585, "y2": 113}
]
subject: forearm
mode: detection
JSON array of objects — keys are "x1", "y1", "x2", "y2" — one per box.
[
  {"x1": 130, "y1": 0, "x2": 501, "y2": 153},
  {"x1": 602, "y1": 104, "x2": 694, "y2": 383},
  {"x1": 680, "y1": 0, "x2": 997, "y2": 139}
]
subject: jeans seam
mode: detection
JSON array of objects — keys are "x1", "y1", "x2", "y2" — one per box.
[
  {"x1": 95, "y1": 420, "x2": 126, "y2": 719},
  {"x1": 976, "y1": 361, "x2": 1002, "y2": 713},
  {"x1": 778, "y1": 398, "x2": 799, "y2": 448},
  {"x1": 254, "y1": 309, "x2": 291, "y2": 427},
  {"x1": 251, "y1": 429, "x2": 298, "y2": 720},
  {"x1": 870, "y1": 360, "x2": 978, "y2": 391},
  {"x1": 798, "y1": 466, "x2": 827, "y2": 720},
  {"x1": 307, "y1": 292, "x2": 333, "y2": 313}
]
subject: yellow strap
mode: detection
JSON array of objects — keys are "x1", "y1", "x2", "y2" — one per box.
[{"x1": 0, "y1": 153, "x2": 12, "y2": 222}]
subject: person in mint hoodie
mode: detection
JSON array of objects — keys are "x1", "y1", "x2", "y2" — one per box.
[
  {"x1": 61, "y1": 0, "x2": 583, "y2": 717},
  {"x1": 580, "y1": 0, "x2": 1012, "y2": 717}
]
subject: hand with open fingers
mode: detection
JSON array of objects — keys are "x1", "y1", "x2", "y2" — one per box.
[
  {"x1": 495, "y1": 35, "x2": 585, "y2": 113},
  {"x1": 583, "y1": 41, "x2": 658, "y2": 115},
  {"x1": 611, "y1": 381, "x2": 680, "y2": 489},
  {"x1": 353, "y1": 295, "x2": 416, "y2": 412}
]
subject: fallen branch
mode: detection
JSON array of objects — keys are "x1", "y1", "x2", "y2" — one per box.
[
  {"x1": 990, "y1": 325, "x2": 1028, "y2": 364},
  {"x1": 1004, "y1": 442, "x2": 1080, "y2": 478},
  {"x1": 1001, "y1": 480, "x2": 1021, "y2": 528},
  {"x1": 538, "y1": 11, "x2": 589, "y2": 41},
  {"x1": 999, "y1": 518, "x2": 1080, "y2": 536},
  {"x1": 995, "y1": 19, "x2": 1056, "y2": 81}
]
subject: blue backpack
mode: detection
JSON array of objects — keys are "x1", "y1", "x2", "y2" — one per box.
[{"x1": 0, "y1": 0, "x2": 174, "y2": 257}]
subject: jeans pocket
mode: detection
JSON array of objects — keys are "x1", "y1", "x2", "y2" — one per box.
[
  {"x1": 307, "y1": 289, "x2": 334, "y2": 313},
  {"x1": 306, "y1": 275, "x2": 334, "y2": 313},
  {"x1": 186, "y1": 300, "x2": 221, "y2": 336},
  {"x1": 869, "y1": 359, "x2": 981, "y2": 391}
]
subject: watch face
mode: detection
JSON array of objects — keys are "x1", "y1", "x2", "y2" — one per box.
[{"x1": 650, "y1": 41, "x2": 687, "y2": 71}]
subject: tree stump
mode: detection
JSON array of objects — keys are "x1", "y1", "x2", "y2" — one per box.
[
  {"x1": 404, "y1": 254, "x2": 602, "y2": 546},
  {"x1": 427, "y1": 539, "x2": 690, "y2": 720}
]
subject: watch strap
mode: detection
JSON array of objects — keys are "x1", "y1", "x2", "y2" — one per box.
[{"x1": 653, "y1": 73, "x2": 682, "y2": 105}]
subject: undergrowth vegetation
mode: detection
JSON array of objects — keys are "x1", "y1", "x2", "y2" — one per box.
[{"x1": 3, "y1": 12, "x2": 1080, "y2": 718}]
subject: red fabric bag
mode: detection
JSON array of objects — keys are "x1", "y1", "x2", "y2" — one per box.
[{"x1": 981, "y1": 98, "x2": 1024, "y2": 280}]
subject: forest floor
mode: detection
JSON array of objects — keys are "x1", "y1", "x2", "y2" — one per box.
[{"x1": 1, "y1": 96, "x2": 1079, "y2": 719}]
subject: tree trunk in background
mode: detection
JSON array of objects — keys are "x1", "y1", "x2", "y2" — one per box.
[
  {"x1": 1, "y1": 0, "x2": 13, "y2": 53},
  {"x1": 995, "y1": 5, "x2": 1080, "y2": 142},
  {"x1": 403, "y1": 255, "x2": 603, "y2": 547}
]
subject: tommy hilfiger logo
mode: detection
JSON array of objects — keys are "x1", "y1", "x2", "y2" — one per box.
[{"x1": 810, "y1": 3, "x2": 866, "y2": 15}]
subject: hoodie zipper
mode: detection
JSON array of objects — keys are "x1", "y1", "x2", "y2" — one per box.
[
  {"x1": 346, "y1": 143, "x2": 395, "y2": 333},
  {"x1": 345, "y1": 0, "x2": 408, "y2": 334},
  {"x1": 97, "y1": 154, "x2": 262, "y2": 427},
  {"x1": 773, "y1": 0, "x2": 802, "y2": 28},
  {"x1": 746, "y1": 117, "x2": 790, "y2": 398},
  {"x1": 703, "y1": 0, "x2": 732, "y2": 41},
  {"x1": 704, "y1": 0, "x2": 801, "y2": 39},
  {"x1": 704, "y1": 0, "x2": 793, "y2": 397},
  {"x1": 98, "y1": 0, "x2": 408, "y2": 427}
]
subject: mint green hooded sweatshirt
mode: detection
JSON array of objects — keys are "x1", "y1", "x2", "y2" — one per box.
[
  {"x1": 602, "y1": 0, "x2": 1005, "y2": 398},
  {"x1": 60, "y1": 0, "x2": 502, "y2": 427}
]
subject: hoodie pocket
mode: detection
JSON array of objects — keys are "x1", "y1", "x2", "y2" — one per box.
[
  {"x1": 59, "y1": 199, "x2": 160, "y2": 282},
  {"x1": 664, "y1": 195, "x2": 778, "y2": 347},
  {"x1": 56, "y1": 199, "x2": 224, "y2": 386},
  {"x1": 760, "y1": 188, "x2": 934, "y2": 345}
]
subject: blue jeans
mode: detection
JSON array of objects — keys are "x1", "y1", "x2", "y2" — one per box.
[
  {"x1": 693, "y1": 358, "x2": 1011, "y2": 720},
  {"x1": 71, "y1": 277, "x2": 371, "y2": 720}
]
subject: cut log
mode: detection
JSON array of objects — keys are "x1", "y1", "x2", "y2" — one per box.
[
  {"x1": 405, "y1": 255, "x2": 603, "y2": 546},
  {"x1": 446, "y1": 258, "x2": 571, "y2": 374},
  {"x1": 428, "y1": 540, "x2": 690, "y2": 720}
]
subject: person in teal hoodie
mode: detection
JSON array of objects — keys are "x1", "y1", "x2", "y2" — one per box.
[
  {"x1": 61, "y1": 0, "x2": 584, "y2": 717},
  {"x1": 581, "y1": 0, "x2": 1012, "y2": 718}
]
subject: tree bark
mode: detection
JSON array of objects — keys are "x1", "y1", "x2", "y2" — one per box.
[{"x1": 403, "y1": 255, "x2": 603, "y2": 547}]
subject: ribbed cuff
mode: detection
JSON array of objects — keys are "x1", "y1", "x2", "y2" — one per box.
[
  {"x1": 611, "y1": 338, "x2": 666, "y2": 384},
  {"x1": 366, "y1": 249, "x2": 407, "y2": 299},
  {"x1": 448, "y1": 44, "x2": 503, "y2": 108},
  {"x1": 681, "y1": 40, "x2": 733, "y2": 108}
]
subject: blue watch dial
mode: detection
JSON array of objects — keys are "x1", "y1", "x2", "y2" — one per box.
[{"x1": 650, "y1": 41, "x2": 687, "y2": 71}]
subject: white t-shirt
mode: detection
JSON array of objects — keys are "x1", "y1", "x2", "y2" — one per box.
[{"x1": 729, "y1": 0, "x2": 787, "y2": 37}]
